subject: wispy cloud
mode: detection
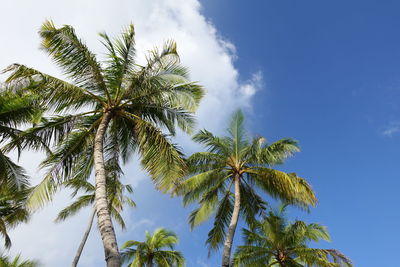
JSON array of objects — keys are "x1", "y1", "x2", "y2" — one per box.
[
  {"x1": 196, "y1": 258, "x2": 211, "y2": 267},
  {"x1": 239, "y1": 71, "x2": 263, "y2": 102},
  {"x1": 382, "y1": 121, "x2": 400, "y2": 137}
]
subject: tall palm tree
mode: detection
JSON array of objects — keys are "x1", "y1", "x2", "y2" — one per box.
[
  {"x1": 3, "y1": 20, "x2": 203, "y2": 266},
  {"x1": 234, "y1": 205, "x2": 353, "y2": 267},
  {"x1": 0, "y1": 254, "x2": 41, "y2": 267},
  {"x1": 176, "y1": 110, "x2": 316, "y2": 267},
  {"x1": 121, "y1": 228, "x2": 184, "y2": 267},
  {"x1": 56, "y1": 176, "x2": 135, "y2": 267}
]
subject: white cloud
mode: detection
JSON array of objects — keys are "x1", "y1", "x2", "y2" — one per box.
[
  {"x1": 196, "y1": 258, "x2": 211, "y2": 267},
  {"x1": 382, "y1": 121, "x2": 400, "y2": 137},
  {"x1": 0, "y1": 0, "x2": 262, "y2": 266},
  {"x1": 239, "y1": 71, "x2": 263, "y2": 102}
]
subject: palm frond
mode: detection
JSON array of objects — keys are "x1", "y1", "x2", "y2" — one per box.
[
  {"x1": 206, "y1": 191, "x2": 233, "y2": 251},
  {"x1": 55, "y1": 194, "x2": 93, "y2": 222},
  {"x1": 39, "y1": 20, "x2": 109, "y2": 100},
  {"x1": 252, "y1": 168, "x2": 316, "y2": 209},
  {"x1": 3, "y1": 64, "x2": 103, "y2": 112}
]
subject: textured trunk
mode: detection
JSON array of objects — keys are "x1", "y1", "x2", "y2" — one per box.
[
  {"x1": 94, "y1": 112, "x2": 121, "y2": 267},
  {"x1": 71, "y1": 207, "x2": 96, "y2": 267},
  {"x1": 221, "y1": 174, "x2": 241, "y2": 267}
]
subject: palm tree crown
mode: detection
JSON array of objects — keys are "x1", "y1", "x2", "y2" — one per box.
[
  {"x1": 3, "y1": 20, "x2": 203, "y2": 266},
  {"x1": 177, "y1": 110, "x2": 316, "y2": 266},
  {"x1": 121, "y1": 228, "x2": 184, "y2": 267},
  {"x1": 234, "y1": 205, "x2": 353, "y2": 267}
]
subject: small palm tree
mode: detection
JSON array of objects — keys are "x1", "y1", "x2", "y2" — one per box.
[
  {"x1": 4, "y1": 20, "x2": 203, "y2": 266},
  {"x1": 55, "y1": 175, "x2": 135, "y2": 267},
  {"x1": 121, "y1": 228, "x2": 184, "y2": 267},
  {"x1": 234, "y1": 205, "x2": 353, "y2": 267},
  {"x1": 176, "y1": 110, "x2": 316, "y2": 267},
  {"x1": 0, "y1": 254, "x2": 41, "y2": 267}
]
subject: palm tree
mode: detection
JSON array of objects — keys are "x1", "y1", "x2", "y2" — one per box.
[
  {"x1": 55, "y1": 176, "x2": 135, "y2": 267},
  {"x1": 0, "y1": 254, "x2": 41, "y2": 267},
  {"x1": 234, "y1": 205, "x2": 353, "y2": 267},
  {"x1": 0, "y1": 91, "x2": 43, "y2": 191},
  {"x1": 0, "y1": 91, "x2": 43, "y2": 248},
  {"x1": 121, "y1": 228, "x2": 184, "y2": 267},
  {"x1": 4, "y1": 21, "x2": 203, "y2": 266},
  {"x1": 176, "y1": 110, "x2": 316, "y2": 267},
  {"x1": 0, "y1": 188, "x2": 29, "y2": 248}
]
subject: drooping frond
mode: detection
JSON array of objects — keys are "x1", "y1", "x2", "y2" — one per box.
[
  {"x1": 122, "y1": 114, "x2": 186, "y2": 191},
  {"x1": 27, "y1": 123, "x2": 97, "y2": 209},
  {"x1": 55, "y1": 194, "x2": 93, "y2": 223},
  {"x1": 251, "y1": 168, "x2": 316, "y2": 209},
  {"x1": 0, "y1": 153, "x2": 29, "y2": 191},
  {"x1": 296, "y1": 248, "x2": 353, "y2": 267},
  {"x1": 205, "y1": 191, "x2": 233, "y2": 251}
]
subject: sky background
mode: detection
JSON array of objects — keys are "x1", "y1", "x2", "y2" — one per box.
[{"x1": 0, "y1": 0, "x2": 399, "y2": 266}]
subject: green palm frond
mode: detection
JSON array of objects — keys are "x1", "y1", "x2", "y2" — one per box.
[
  {"x1": 3, "y1": 64, "x2": 102, "y2": 112},
  {"x1": 206, "y1": 191, "x2": 233, "y2": 251},
  {"x1": 55, "y1": 194, "x2": 93, "y2": 222},
  {"x1": 251, "y1": 168, "x2": 317, "y2": 209},
  {"x1": 39, "y1": 20, "x2": 108, "y2": 98},
  {"x1": 131, "y1": 117, "x2": 186, "y2": 191},
  {"x1": 0, "y1": 253, "x2": 41, "y2": 267},
  {"x1": 0, "y1": 188, "x2": 30, "y2": 248}
]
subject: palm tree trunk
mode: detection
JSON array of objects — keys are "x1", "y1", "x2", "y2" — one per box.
[
  {"x1": 94, "y1": 112, "x2": 121, "y2": 267},
  {"x1": 71, "y1": 207, "x2": 96, "y2": 267},
  {"x1": 221, "y1": 174, "x2": 241, "y2": 267}
]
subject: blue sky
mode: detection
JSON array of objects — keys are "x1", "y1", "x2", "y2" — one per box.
[
  {"x1": 1, "y1": 0, "x2": 399, "y2": 266},
  {"x1": 200, "y1": 1, "x2": 400, "y2": 266}
]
